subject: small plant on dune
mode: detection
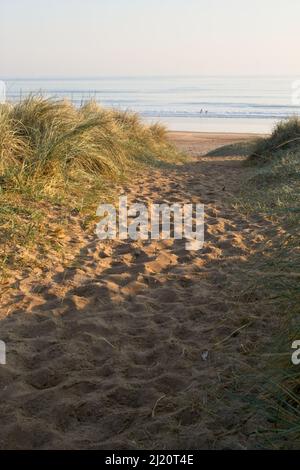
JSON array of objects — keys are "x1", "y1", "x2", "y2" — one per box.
[{"x1": 149, "y1": 122, "x2": 168, "y2": 142}]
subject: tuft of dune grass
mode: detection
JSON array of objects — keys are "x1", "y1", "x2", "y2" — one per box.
[
  {"x1": 0, "y1": 96, "x2": 185, "y2": 276},
  {"x1": 0, "y1": 96, "x2": 183, "y2": 184},
  {"x1": 248, "y1": 117, "x2": 300, "y2": 165}
]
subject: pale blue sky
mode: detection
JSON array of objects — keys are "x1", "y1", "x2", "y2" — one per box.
[{"x1": 1, "y1": 0, "x2": 299, "y2": 77}]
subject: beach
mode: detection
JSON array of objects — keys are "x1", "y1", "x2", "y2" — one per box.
[
  {"x1": 2, "y1": 0, "x2": 300, "y2": 453},
  {"x1": 0, "y1": 131, "x2": 276, "y2": 449}
]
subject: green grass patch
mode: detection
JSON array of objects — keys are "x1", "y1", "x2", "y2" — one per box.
[{"x1": 237, "y1": 118, "x2": 300, "y2": 448}]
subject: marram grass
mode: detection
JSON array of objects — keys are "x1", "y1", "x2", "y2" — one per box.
[
  {"x1": 237, "y1": 118, "x2": 300, "y2": 448},
  {"x1": 0, "y1": 96, "x2": 184, "y2": 275},
  {"x1": 248, "y1": 116, "x2": 300, "y2": 165},
  {"x1": 0, "y1": 96, "x2": 183, "y2": 185}
]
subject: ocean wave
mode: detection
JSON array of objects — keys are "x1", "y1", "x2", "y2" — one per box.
[{"x1": 139, "y1": 110, "x2": 300, "y2": 119}]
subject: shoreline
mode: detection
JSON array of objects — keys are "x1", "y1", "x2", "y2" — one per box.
[
  {"x1": 168, "y1": 130, "x2": 267, "y2": 136},
  {"x1": 145, "y1": 115, "x2": 278, "y2": 135}
]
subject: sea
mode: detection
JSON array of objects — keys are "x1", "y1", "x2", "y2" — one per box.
[{"x1": 3, "y1": 76, "x2": 300, "y2": 134}]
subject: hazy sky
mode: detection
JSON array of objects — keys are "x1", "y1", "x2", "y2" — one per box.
[{"x1": 1, "y1": 0, "x2": 299, "y2": 77}]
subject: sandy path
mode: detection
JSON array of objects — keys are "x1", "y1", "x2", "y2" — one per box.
[{"x1": 0, "y1": 132, "x2": 272, "y2": 449}]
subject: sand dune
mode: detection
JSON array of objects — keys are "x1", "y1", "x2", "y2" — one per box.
[{"x1": 0, "y1": 132, "x2": 274, "y2": 449}]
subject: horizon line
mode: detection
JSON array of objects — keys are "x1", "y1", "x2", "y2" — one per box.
[{"x1": 1, "y1": 74, "x2": 299, "y2": 81}]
